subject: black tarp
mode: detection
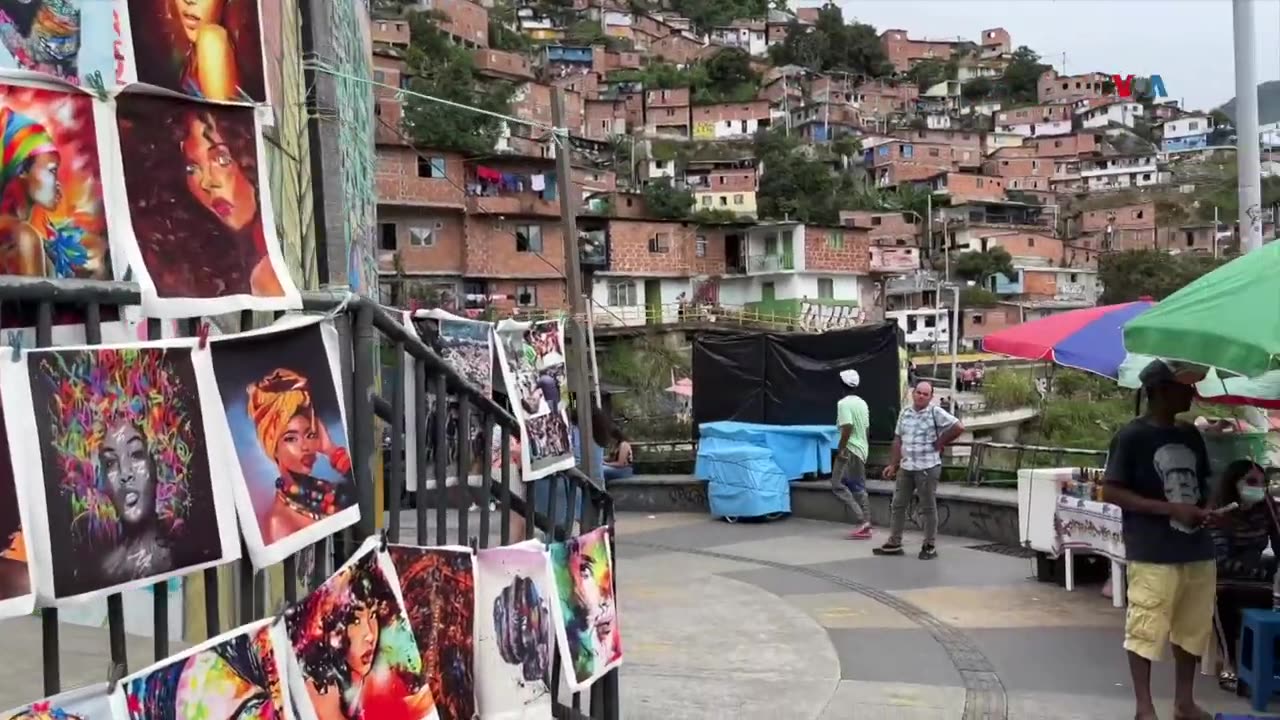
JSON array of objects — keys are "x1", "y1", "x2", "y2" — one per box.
[{"x1": 692, "y1": 323, "x2": 905, "y2": 442}]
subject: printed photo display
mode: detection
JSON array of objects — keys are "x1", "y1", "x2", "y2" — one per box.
[
  {"x1": 404, "y1": 310, "x2": 508, "y2": 491},
  {"x1": 0, "y1": 340, "x2": 241, "y2": 603},
  {"x1": 473, "y1": 540, "x2": 554, "y2": 720},
  {"x1": 549, "y1": 526, "x2": 622, "y2": 691},
  {"x1": 112, "y1": 92, "x2": 300, "y2": 317},
  {"x1": 0, "y1": 401, "x2": 35, "y2": 620},
  {"x1": 0, "y1": 80, "x2": 112, "y2": 280},
  {"x1": 388, "y1": 545, "x2": 476, "y2": 720},
  {"x1": 495, "y1": 319, "x2": 574, "y2": 482},
  {"x1": 120, "y1": 0, "x2": 266, "y2": 102},
  {"x1": 111, "y1": 618, "x2": 290, "y2": 720},
  {"x1": 210, "y1": 317, "x2": 359, "y2": 568},
  {"x1": 0, "y1": 0, "x2": 120, "y2": 86},
  {"x1": 284, "y1": 537, "x2": 439, "y2": 720},
  {"x1": 2, "y1": 682, "x2": 112, "y2": 720}
]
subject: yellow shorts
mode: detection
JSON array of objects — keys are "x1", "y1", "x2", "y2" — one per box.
[{"x1": 1124, "y1": 560, "x2": 1217, "y2": 662}]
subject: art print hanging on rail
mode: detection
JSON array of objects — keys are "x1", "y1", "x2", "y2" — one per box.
[
  {"x1": 0, "y1": 338, "x2": 242, "y2": 603},
  {"x1": 0, "y1": 78, "x2": 114, "y2": 280},
  {"x1": 0, "y1": 0, "x2": 122, "y2": 87},
  {"x1": 117, "y1": 0, "x2": 267, "y2": 102},
  {"x1": 403, "y1": 309, "x2": 511, "y2": 492},
  {"x1": 1, "y1": 681, "x2": 113, "y2": 720},
  {"x1": 494, "y1": 319, "x2": 574, "y2": 482},
  {"x1": 209, "y1": 316, "x2": 359, "y2": 568},
  {"x1": 473, "y1": 540, "x2": 554, "y2": 720},
  {"x1": 111, "y1": 617, "x2": 290, "y2": 720},
  {"x1": 548, "y1": 526, "x2": 621, "y2": 692},
  {"x1": 387, "y1": 544, "x2": 476, "y2": 720},
  {"x1": 111, "y1": 92, "x2": 300, "y2": 318},
  {"x1": 0, "y1": 400, "x2": 35, "y2": 619},
  {"x1": 284, "y1": 536, "x2": 438, "y2": 720}
]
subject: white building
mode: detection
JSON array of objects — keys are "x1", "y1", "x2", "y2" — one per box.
[
  {"x1": 708, "y1": 24, "x2": 767, "y2": 56},
  {"x1": 644, "y1": 157, "x2": 677, "y2": 182},
  {"x1": 998, "y1": 119, "x2": 1073, "y2": 138},
  {"x1": 714, "y1": 222, "x2": 871, "y2": 313},
  {"x1": 1160, "y1": 114, "x2": 1214, "y2": 152},
  {"x1": 1080, "y1": 101, "x2": 1144, "y2": 129},
  {"x1": 1080, "y1": 154, "x2": 1164, "y2": 192},
  {"x1": 886, "y1": 307, "x2": 950, "y2": 349}
]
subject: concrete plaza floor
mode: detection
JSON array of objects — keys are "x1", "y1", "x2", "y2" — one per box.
[{"x1": 0, "y1": 510, "x2": 1274, "y2": 719}]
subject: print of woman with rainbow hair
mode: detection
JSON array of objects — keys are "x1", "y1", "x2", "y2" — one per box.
[{"x1": 247, "y1": 368, "x2": 354, "y2": 545}]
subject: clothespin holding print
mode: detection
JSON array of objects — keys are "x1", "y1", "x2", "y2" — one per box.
[
  {"x1": 106, "y1": 661, "x2": 127, "y2": 694},
  {"x1": 196, "y1": 321, "x2": 210, "y2": 350},
  {"x1": 468, "y1": 536, "x2": 479, "y2": 553},
  {"x1": 84, "y1": 71, "x2": 110, "y2": 103},
  {"x1": 8, "y1": 332, "x2": 21, "y2": 363},
  {"x1": 379, "y1": 527, "x2": 389, "y2": 553}
]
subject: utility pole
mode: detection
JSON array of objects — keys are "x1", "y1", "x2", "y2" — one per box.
[
  {"x1": 551, "y1": 87, "x2": 599, "y2": 486},
  {"x1": 1233, "y1": 0, "x2": 1263, "y2": 253},
  {"x1": 1213, "y1": 206, "x2": 1220, "y2": 259},
  {"x1": 949, "y1": 285, "x2": 960, "y2": 398}
]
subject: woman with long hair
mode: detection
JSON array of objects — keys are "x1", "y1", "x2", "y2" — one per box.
[
  {"x1": 119, "y1": 99, "x2": 283, "y2": 298},
  {"x1": 154, "y1": 0, "x2": 258, "y2": 101},
  {"x1": 247, "y1": 368, "x2": 353, "y2": 545}
]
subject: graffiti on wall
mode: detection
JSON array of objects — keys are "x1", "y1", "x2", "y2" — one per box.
[
  {"x1": 329, "y1": 0, "x2": 379, "y2": 300},
  {"x1": 260, "y1": 0, "x2": 318, "y2": 290}
]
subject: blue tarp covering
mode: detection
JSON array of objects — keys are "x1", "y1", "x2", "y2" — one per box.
[
  {"x1": 698, "y1": 421, "x2": 840, "y2": 479},
  {"x1": 695, "y1": 439, "x2": 791, "y2": 519}
]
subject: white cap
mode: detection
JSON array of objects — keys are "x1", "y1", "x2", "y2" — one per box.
[{"x1": 840, "y1": 369, "x2": 860, "y2": 388}]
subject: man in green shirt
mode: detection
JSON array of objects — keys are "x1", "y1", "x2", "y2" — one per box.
[{"x1": 833, "y1": 369, "x2": 872, "y2": 539}]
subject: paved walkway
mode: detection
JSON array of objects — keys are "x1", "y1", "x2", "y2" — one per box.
[{"x1": 615, "y1": 512, "x2": 1268, "y2": 720}]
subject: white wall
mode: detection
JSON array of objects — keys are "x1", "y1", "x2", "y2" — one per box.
[
  {"x1": 1082, "y1": 102, "x2": 1143, "y2": 129},
  {"x1": 999, "y1": 119, "x2": 1072, "y2": 138},
  {"x1": 710, "y1": 116, "x2": 761, "y2": 138},
  {"x1": 591, "y1": 276, "x2": 693, "y2": 326},
  {"x1": 646, "y1": 158, "x2": 676, "y2": 180},
  {"x1": 886, "y1": 308, "x2": 950, "y2": 346},
  {"x1": 1164, "y1": 116, "x2": 1212, "y2": 140}
]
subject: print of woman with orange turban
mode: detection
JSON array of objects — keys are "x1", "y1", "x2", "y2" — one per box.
[
  {"x1": 247, "y1": 369, "x2": 355, "y2": 545},
  {"x1": 0, "y1": 107, "x2": 93, "y2": 278}
]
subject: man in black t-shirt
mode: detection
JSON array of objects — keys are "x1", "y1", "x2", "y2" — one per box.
[{"x1": 1103, "y1": 360, "x2": 1217, "y2": 720}]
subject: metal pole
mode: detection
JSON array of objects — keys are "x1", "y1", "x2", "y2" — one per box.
[
  {"x1": 950, "y1": 286, "x2": 960, "y2": 397},
  {"x1": 1233, "y1": 0, "x2": 1263, "y2": 253},
  {"x1": 552, "y1": 87, "x2": 600, "y2": 485},
  {"x1": 932, "y1": 278, "x2": 940, "y2": 376},
  {"x1": 925, "y1": 192, "x2": 932, "y2": 258},
  {"x1": 1213, "y1": 206, "x2": 1220, "y2": 259},
  {"x1": 586, "y1": 301, "x2": 602, "y2": 408}
]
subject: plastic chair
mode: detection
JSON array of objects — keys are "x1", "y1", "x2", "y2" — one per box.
[{"x1": 1237, "y1": 608, "x2": 1280, "y2": 711}]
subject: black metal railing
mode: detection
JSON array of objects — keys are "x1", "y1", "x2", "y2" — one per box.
[{"x1": 0, "y1": 276, "x2": 618, "y2": 719}]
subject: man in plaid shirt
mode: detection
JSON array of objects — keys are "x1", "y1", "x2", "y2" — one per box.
[{"x1": 874, "y1": 381, "x2": 964, "y2": 560}]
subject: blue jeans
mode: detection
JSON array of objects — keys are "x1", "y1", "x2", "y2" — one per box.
[
  {"x1": 602, "y1": 465, "x2": 634, "y2": 482},
  {"x1": 532, "y1": 474, "x2": 585, "y2": 528}
]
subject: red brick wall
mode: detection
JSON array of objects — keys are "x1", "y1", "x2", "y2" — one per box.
[
  {"x1": 434, "y1": 0, "x2": 488, "y2": 47},
  {"x1": 965, "y1": 306, "x2": 1016, "y2": 338},
  {"x1": 646, "y1": 87, "x2": 690, "y2": 109},
  {"x1": 995, "y1": 104, "x2": 1072, "y2": 126},
  {"x1": 1022, "y1": 270, "x2": 1057, "y2": 299},
  {"x1": 485, "y1": 279, "x2": 567, "y2": 310},
  {"x1": 803, "y1": 226, "x2": 870, "y2": 272},
  {"x1": 880, "y1": 29, "x2": 956, "y2": 72},
  {"x1": 376, "y1": 148, "x2": 466, "y2": 207},
  {"x1": 650, "y1": 34, "x2": 702, "y2": 65},
  {"x1": 585, "y1": 99, "x2": 628, "y2": 139},
  {"x1": 691, "y1": 101, "x2": 771, "y2": 123},
  {"x1": 839, "y1": 211, "x2": 921, "y2": 245},
  {"x1": 691, "y1": 228, "x2": 727, "y2": 275},
  {"x1": 1037, "y1": 70, "x2": 1109, "y2": 104},
  {"x1": 463, "y1": 217, "x2": 566, "y2": 277},
  {"x1": 1081, "y1": 203, "x2": 1155, "y2": 233},
  {"x1": 1032, "y1": 134, "x2": 1100, "y2": 158},
  {"x1": 378, "y1": 209, "x2": 465, "y2": 274},
  {"x1": 606, "y1": 219, "x2": 693, "y2": 274},
  {"x1": 990, "y1": 232, "x2": 1061, "y2": 262},
  {"x1": 946, "y1": 174, "x2": 1005, "y2": 202},
  {"x1": 984, "y1": 157, "x2": 1049, "y2": 178}
]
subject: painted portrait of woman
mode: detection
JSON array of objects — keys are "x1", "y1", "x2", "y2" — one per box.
[
  {"x1": 211, "y1": 320, "x2": 358, "y2": 568},
  {"x1": 248, "y1": 369, "x2": 353, "y2": 543},
  {"x1": 0, "y1": 84, "x2": 109, "y2": 280},
  {"x1": 549, "y1": 526, "x2": 621, "y2": 690},
  {"x1": 19, "y1": 346, "x2": 229, "y2": 600},
  {"x1": 285, "y1": 546, "x2": 436, "y2": 720},
  {"x1": 117, "y1": 94, "x2": 296, "y2": 313},
  {"x1": 2, "y1": 682, "x2": 112, "y2": 720},
  {"x1": 126, "y1": 0, "x2": 265, "y2": 102}
]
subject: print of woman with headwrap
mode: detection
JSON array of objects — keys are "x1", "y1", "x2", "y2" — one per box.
[
  {"x1": 130, "y1": 0, "x2": 264, "y2": 101},
  {"x1": 0, "y1": 107, "x2": 91, "y2": 278},
  {"x1": 117, "y1": 97, "x2": 284, "y2": 299},
  {"x1": 247, "y1": 368, "x2": 355, "y2": 545}
]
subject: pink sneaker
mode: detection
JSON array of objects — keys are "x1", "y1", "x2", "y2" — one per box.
[{"x1": 847, "y1": 524, "x2": 873, "y2": 540}]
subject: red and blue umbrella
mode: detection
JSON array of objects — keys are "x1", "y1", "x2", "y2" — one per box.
[{"x1": 981, "y1": 300, "x2": 1154, "y2": 379}]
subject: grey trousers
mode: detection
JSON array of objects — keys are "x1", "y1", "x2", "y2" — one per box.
[
  {"x1": 830, "y1": 452, "x2": 869, "y2": 525},
  {"x1": 888, "y1": 465, "x2": 942, "y2": 546}
]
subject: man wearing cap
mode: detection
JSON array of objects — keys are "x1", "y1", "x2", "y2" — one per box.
[
  {"x1": 832, "y1": 369, "x2": 872, "y2": 539},
  {"x1": 1103, "y1": 359, "x2": 1218, "y2": 720}
]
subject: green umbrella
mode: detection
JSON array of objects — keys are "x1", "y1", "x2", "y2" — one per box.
[{"x1": 1122, "y1": 241, "x2": 1280, "y2": 378}]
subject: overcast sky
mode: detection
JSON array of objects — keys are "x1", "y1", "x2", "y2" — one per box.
[{"x1": 810, "y1": 0, "x2": 1280, "y2": 111}]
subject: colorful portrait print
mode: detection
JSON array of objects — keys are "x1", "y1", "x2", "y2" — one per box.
[
  {"x1": 549, "y1": 527, "x2": 621, "y2": 691},
  {"x1": 0, "y1": 82, "x2": 110, "y2": 280},
  {"x1": 2, "y1": 682, "x2": 112, "y2": 720},
  {"x1": 0, "y1": 0, "x2": 117, "y2": 86},
  {"x1": 0, "y1": 400, "x2": 35, "y2": 619},
  {"x1": 115, "y1": 93, "x2": 300, "y2": 318},
  {"x1": 284, "y1": 540, "x2": 437, "y2": 720},
  {"x1": 210, "y1": 318, "x2": 359, "y2": 568},
  {"x1": 115, "y1": 619, "x2": 289, "y2": 720},
  {"x1": 473, "y1": 541, "x2": 553, "y2": 719},
  {"x1": 494, "y1": 319, "x2": 574, "y2": 483},
  {"x1": 124, "y1": 0, "x2": 266, "y2": 102},
  {"x1": 387, "y1": 545, "x2": 476, "y2": 720},
  {"x1": 4, "y1": 342, "x2": 239, "y2": 602}
]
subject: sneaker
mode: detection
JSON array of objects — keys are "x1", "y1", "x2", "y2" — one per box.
[
  {"x1": 872, "y1": 543, "x2": 904, "y2": 556},
  {"x1": 918, "y1": 544, "x2": 938, "y2": 560},
  {"x1": 847, "y1": 524, "x2": 873, "y2": 540}
]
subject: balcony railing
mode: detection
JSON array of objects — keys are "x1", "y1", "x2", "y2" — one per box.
[{"x1": 748, "y1": 252, "x2": 795, "y2": 272}]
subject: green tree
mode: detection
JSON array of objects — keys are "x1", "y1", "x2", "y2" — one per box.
[
  {"x1": 642, "y1": 177, "x2": 695, "y2": 219},
  {"x1": 961, "y1": 76, "x2": 994, "y2": 101},
  {"x1": 959, "y1": 286, "x2": 998, "y2": 308},
  {"x1": 953, "y1": 248, "x2": 1015, "y2": 285},
  {"x1": 668, "y1": 0, "x2": 768, "y2": 32},
  {"x1": 769, "y1": 5, "x2": 892, "y2": 77},
  {"x1": 907, "y1": 59, "x2": 947, "y2": 92},
  {"x1": 400, "y1": 13, "x2": 516, "y2": 155},
  {"x1": 997, "y1": 46, "x2": 1050, "y2": 104},
  {"x1": 1098, "y1": 250, "x2": 1227, "y2": 304},
  {"x1": 696, "y1": 48, "x2": 759, "y2": 102}
]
